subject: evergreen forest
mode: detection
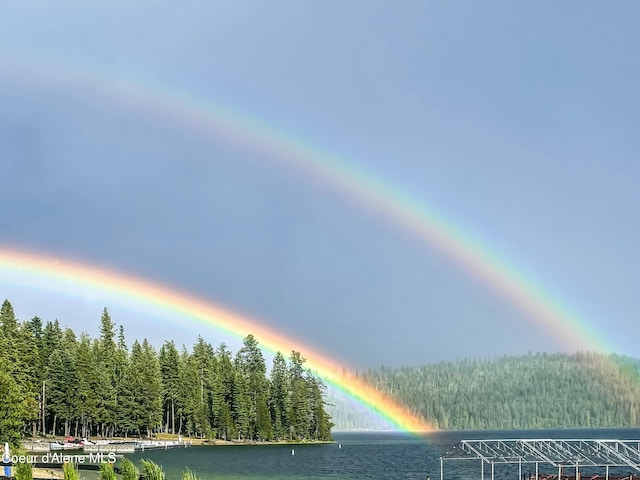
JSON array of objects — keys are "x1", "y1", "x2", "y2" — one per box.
[
  {"x1": 4, "y1": 296, "x2": 640, "y2": 441},
  {"x1": 357, "y1": 352, "x2": 640, "y2": 430},
  {"x1": 0, "y1": 299, "x2": 333, "y2": 446}
]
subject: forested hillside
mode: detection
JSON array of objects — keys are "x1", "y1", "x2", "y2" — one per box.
[
  {"x1": 4, "y1": 296, "x2": 638, "y2": 438},
  {"x1": 362, "y1": 352, "x2": 640, "y2": 430},
  {"x1": 0, "y1": 299, "x2": 332, "y2": 446}
]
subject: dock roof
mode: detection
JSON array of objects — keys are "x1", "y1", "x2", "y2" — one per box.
[{"x1": 441, "y1": 439, "x2": 640, "y2": 470}]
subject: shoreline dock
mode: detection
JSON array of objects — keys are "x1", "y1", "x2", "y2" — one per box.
[{"x1": 21, "y1": 440, "x2": 191, "y2": 454}]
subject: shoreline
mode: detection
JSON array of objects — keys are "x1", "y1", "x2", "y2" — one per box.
[
  {"x1": 22, "y1": 435, "x2": 334, "y2": 449},
  {"x1": 194, "y1": 438, "x2": 334, "y2": 446}
]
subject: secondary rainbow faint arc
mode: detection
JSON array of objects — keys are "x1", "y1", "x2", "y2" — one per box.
[
  {"x1": 1, "y1": 59, "x2": 607, "y2": 356},
  {"x1": 0, "y1": 246, "x2": 432, "y2": 432}
]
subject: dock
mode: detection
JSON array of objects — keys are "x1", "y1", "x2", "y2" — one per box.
[
  {"x1": 85, "y1": 440, "x2": 191, "y2": 453},
  {"x1": 21, "y1": 440, "x2": 191, "y2": 454},
  {"x1": 439, "y1": 439, "x2": 640, "y2": 480}
]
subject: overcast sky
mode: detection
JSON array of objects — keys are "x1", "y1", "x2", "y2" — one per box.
[{"x1": 1, "y1": 1, "x2": 639, "y2": 369}]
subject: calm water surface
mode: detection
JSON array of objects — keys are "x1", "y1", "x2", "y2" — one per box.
[{"x1": 124, "y1": 429, "x2": 640, "y2": 480}]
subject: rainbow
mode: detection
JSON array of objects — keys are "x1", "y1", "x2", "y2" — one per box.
[
  {"x1": 0, "y1": 246, "x2": 432, "y2": 432},
  {"x1": 0, "y1": 54, "x2": 613, "y2": 429}
]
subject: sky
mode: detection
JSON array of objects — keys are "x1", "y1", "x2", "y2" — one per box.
[{"x1": 1, "y1": 1, "x2": 639, "y2": 370}]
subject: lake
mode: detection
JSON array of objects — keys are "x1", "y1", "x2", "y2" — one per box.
[{"x1": 124, "y1": 429, "x2": 640, "y2": 480}]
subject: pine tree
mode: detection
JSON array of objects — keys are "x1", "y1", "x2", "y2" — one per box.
[
  {"x1": 0, "y1": 300, "x2": 21, "y2": 380},
  {"x1": 176, "y1": 347, "x2": 194, "y2": 436},
  {"x1": 124, "y1": 341, "x2": 146, "y2": 435},
  {"x1": 269, "y1": 352, "x2": 291, "y2": 440},
  {"x1": 92, "y1": 338, "x2": 117, "y2": 436},
  {"x1": 16, "y1": 323, "x2": 40, "y2": 408},
  {"x1": 191, "y1": 337, "x2": 215, "y2": 435},
  {"x1": 235, "y1": 335, "x2": 271, "y2": 440},
  {"x1": 74, "y1": 334, "x2": 99, "y2": 437},
  {"x1": 0, "y1": 367, "x2": 28, "y2": 447},
  {"x1": 305, "y1": 374, "x2": 332, "y2": 440},
  {"x1": 0, "y1": 299, "x2": 18, "y2": 336},
  {"x1": 39, "y1": 320, "x2": 63, "y2": 435},
  {"x1": 26, "y1": 316, "x2": 43, "y2": 343},
  {"x1": 212, "y1": 344, "x2": 235, "y2": 440},
  {"x1": 27, "y1": 316, "x2": 45, "y2": 435},
  {"x1": 46, "y1": 347, "x2": 78, "y2": 437},
  {"x1": 0, "y1": 303, "x2": 39, "y2": 433},
  {"x1": 99, "y1": 308, "x2": 116, "y2": 352},
  {"x1": 114, "y1": 325, "x2": 130, "y2": 435},
  {"x1": 288, "y1": 351, "x2": 309, "y2": 440},
  {"x1": 159, "y1": 341, "x2": 181, "y2": 434},
  {"x1": 96, "y1": 308, "x2": 118, "y2": 435},
  {"x1": 41, "y1": 320, "x2": 63, "y2": 365},
  {"x1": 138, "y1": 339, "x2": 163, "y2": 437},
  {"x1": 232, "y1": 368, "x2": 251, "y2": 440}
]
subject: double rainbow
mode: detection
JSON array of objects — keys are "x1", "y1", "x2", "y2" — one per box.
[{"x1": 0, "y1": 53, "x2": 611, "y2": 431}]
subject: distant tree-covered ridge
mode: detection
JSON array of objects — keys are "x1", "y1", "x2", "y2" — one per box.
[
  {"x1": 0, "y1": 299, "x2": 333, "y2": 446},
  {"x1": 361, "y1": 352, "x2": 640, "y2": 430}
]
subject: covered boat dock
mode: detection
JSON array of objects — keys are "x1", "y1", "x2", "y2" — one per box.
[{"x1": 439, "y1": 439, "x2": 640, "y2": 480}]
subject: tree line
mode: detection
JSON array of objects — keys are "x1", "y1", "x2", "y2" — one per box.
[
  {"x1": 361, "y1": 351, "x2": 640, "y2": 430},
  {"x1": 0, "y1": 299, "x2": 333, "y2": 446}
]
